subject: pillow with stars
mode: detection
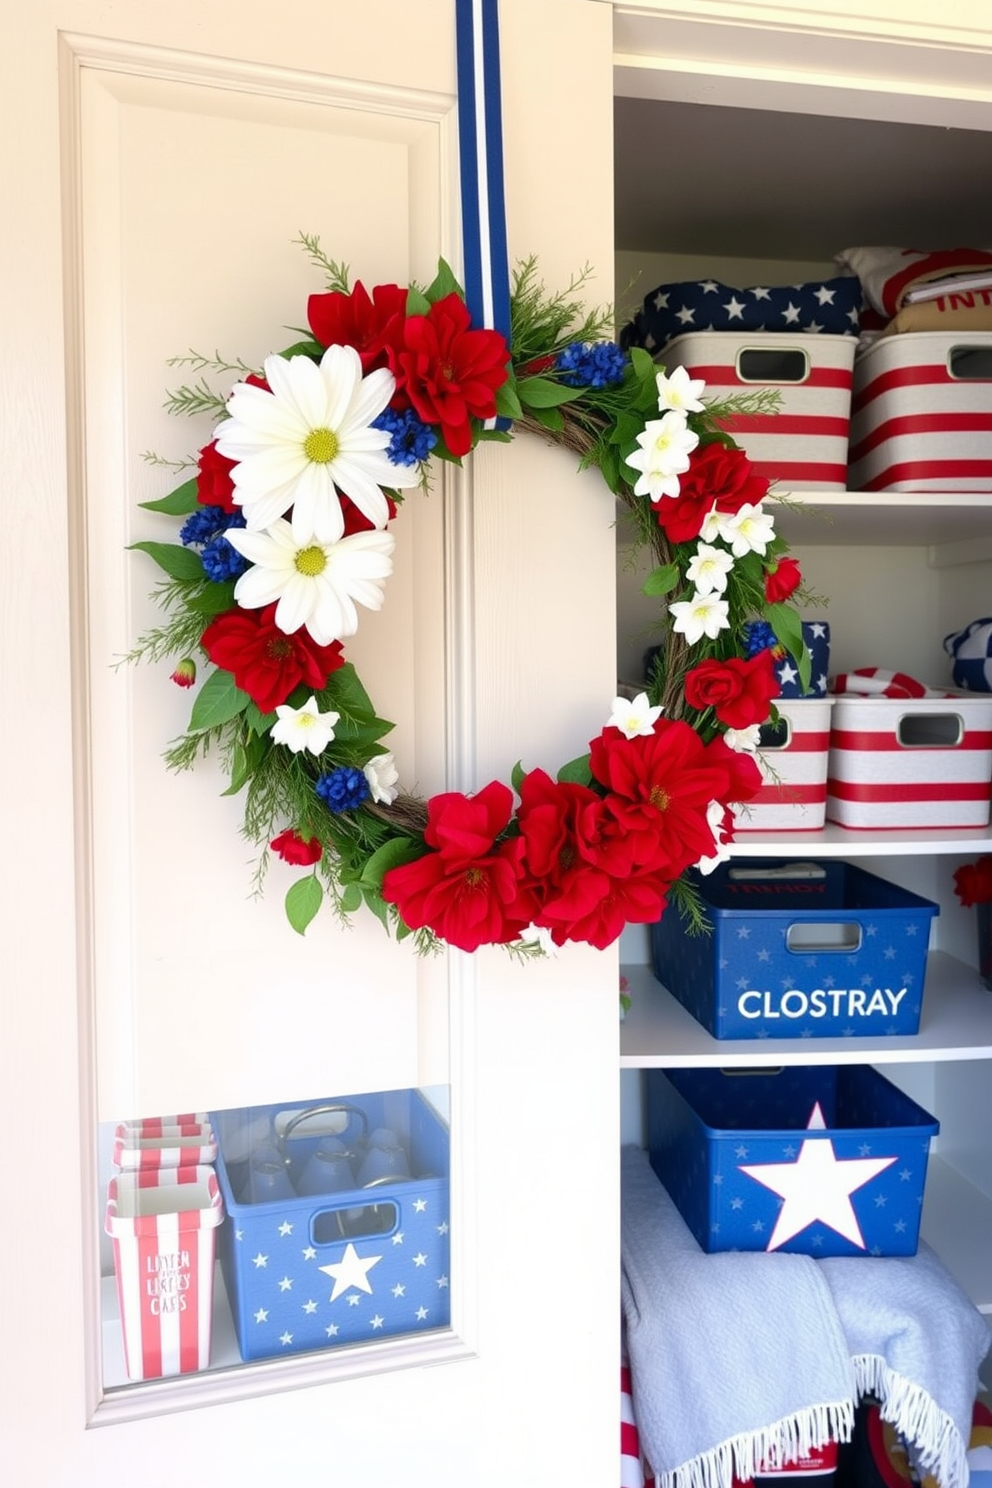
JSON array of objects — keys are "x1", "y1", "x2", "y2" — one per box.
[{"x1": 619, "y1": 276, "x2": 862, "y2": 354}]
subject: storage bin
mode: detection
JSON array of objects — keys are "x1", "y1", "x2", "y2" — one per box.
[
  {"x1": 211, "y1": 1088, "x2": 450, "y2": 1362},
  {"x1": 661, "y1": 331, "x2": 856, "y2": 491},
  {"x1": 646, "y1": 1064, "x2": 939, "y2": 1255},
  {"x1": 732, "y1": 698, "x2": 833, "y2": 832},
  {"x1": 112, "y1": 1115, "x2": 218, "y2": 1171},
  {"x1": 848, "y1": 332, "x2": 992, "y2": 492},
  {"x1": 826, "y1": 694, "x2": 992, "y2": 829},
  {"x1": 651, "y1": 859, "x2": 937, "y2": 1040},
  {"x1": 105, "y1": 1164, "x2": 224, "y2": 1380}
]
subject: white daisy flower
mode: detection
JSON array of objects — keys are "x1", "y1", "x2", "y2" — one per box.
[
  {"x1": 668, "y1": 590, "x2": 730, "y2": 645},
  {"x1": 225, "y1": 518, "x2": 395, "y2": 647},
  {"x1": 214, "y1": 345, "x2": 421, "y2": 545},
  {"x1": 606, "y1": 691, "x2": 662, "y2": 739},
  {"x1": 656, "y1": 364, "x2": 706, "y2": 415},
  {"x1": 364, "y1": 752, "x2": 400, "y2": 805},
  {"x1": 270, "y1": 695, "x2": 340, "y2": 755},
  {"x1": 685, "y1": 542, "x2": 735, "y2": 596},
  {"x1": 723, "y1": 724, "x2": 763, "y2": 754},
  {"x1": 625, "y1": 410, "x2": 699, "y2": 503},
  {"x1": 711, "y1": 502, "x2": 777, "y2": 558}
]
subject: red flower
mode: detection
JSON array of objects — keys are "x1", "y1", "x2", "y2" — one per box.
[
  {"x1": 702, "y1": 734, "x2": 764, "y2": 807},
  {"x1": 589, "y1": 718, "x2": 743, "y2": 880},
  {"x1": 339, "y1": 491, "x2": 398, "y2": 535},
  {"x1": 546, "y1": 871, "x2": 672, "y2": 951},
  {"x1": 397, "y1": 293, "x2": 510, "y2": 457},
  {"x1": 270, "y1": 829, "x2": 323, "y2": 866},
  {"x1": 170, "y1": 658, "x2": 197, "y2": 689},
  {"x1": 307, "y1": 280, "x2": 408, "y2": 377},
  {"x1": 196, "y1": 440, "x2": 238, "y2": 513},
  {"x1": 764, "y1": 556, "x2": 802, "y2": 603},
  {"x1": 381, "y1": 782, "x2": 535, "y2": 951},
  {"x1": 655, "y1": 441, "x2": 770, "y2": 545},
  {"x1": 684, "y1": 652, "x2": 779, "y2": 730},
  {"x1": 200, "y1": 604, "x2": 345, "y2": 714},
  {"x1": 953, "y1": 857, "x2": 992, "y2": 906}
]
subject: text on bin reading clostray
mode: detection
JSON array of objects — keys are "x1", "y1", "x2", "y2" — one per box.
[{"x1": 738, "y1": 987, "x2": 907, "y2": 1020}]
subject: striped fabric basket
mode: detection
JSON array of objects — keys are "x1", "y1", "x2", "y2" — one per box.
[
  {"x1": 112, "y1": 1115, "x2": 218, "y2": 1171},
  {"x1": 848, "y1": 332, "x2": 992, "y2": 492},
  {"x1": 662, "y1": 331, "x2": 856, "y2": 491},
  {"x1": 732, "y1": 699, "x2": 833, "y2": 832},
  {"x1": 105, "y1": 1164, "x2": 224, "y2": 1380},
  {"x1": 826, "y1": 694, "x2": 992, "y2": 829}
]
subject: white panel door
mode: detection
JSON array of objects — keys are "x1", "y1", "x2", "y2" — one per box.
[{"x1": 0, "y1": 2, "x2": 618, "y2": 1485}]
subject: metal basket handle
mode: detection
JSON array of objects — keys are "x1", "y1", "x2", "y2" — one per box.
[{"x1": 277, "y1": 1102, "x2": 369, "y2": 1162}]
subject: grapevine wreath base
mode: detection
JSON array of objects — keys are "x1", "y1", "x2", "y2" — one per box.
[{"x1": 129, "y1": 243, "x2": 810, "y2": 954}]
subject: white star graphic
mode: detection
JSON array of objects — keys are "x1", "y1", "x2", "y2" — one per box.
[
  {"x1": 809, "y1": 622, "x2": 827, "y2": 638},
  {"x1": 370, "y1": 1314, "x2": 385, "y2": 1330},
  {"x1": 391, "y1": 1232, "x2": 404, "y2": 1246},
  {"x1": 751, "y1": 286, "x2": 771, "y2": 300},
  {"x1": 413, "y1": 1252, "x2": 428, "y2": 1267},
  {"x1": 278, "y1": 1221, "x2": 293, "y2": 1236},
  {"x1": 436, "y1": 1221, "x2": 449, "y2": 1236},
  {"x1": 252, "y1": 1252, "x2": 268, "y2": 1268},
  {"x1": 437, "y1": 1275, "x2": 449, "y2": 1289},
  {"x1": 254, "y1": 1308, "x2": 268, "y2": 1323},
  {"x1": 739, "y1": 1112, "x2": 898, "y2": 1251},
  {"x1": 778, "y1": 661, "x2": 799, "y2": 687},
  {"x1": 302, "y1": 1246, "x2": 317, "y2": 1261},
  {"x1": 653, "y1": 291, "x2": 670, "y2": 309},
  {"x1": 804, "y1": 320, "x2": 823, "y2": 334},
  {"x1": 303, "y1": 1299, "x2": 318, "y2": 1314},
  {"x1": 413, "y1": 1198, "x2": 427, "y2": 1213},
  {"x1": 815, "y1": 285, "x2": 836, "y2": 305},
  {"x1": 280, "y1": 1331, "x2": 293, "y2": 1346},
  {"x1": 278, "y1": 1276, "x2": 293, "y2": 1291},
  {"x1": 319, "y1": 1242, "x2": 383, "y2": 1301},
  {"x1": 325, "y1": 1323, "x2": 339, "y2": 1337},
  {"x1": 781, "y1": 302, "x2": 801, "y2": 325},
  {"x1": 724, "y1": 296, "x2": 746, "y2": 320},
  {"x1": 416, "y1": 1306, "x2": 429, "y2": 1321},
  {"x1": 392, "y1": 1283, "x2": 406, "y2": 1297},
  {"x1": 699, "y1": 279, "x2": 719, "y2": 293},
  {"x1": 235, "y1": 1228, "x2": 244, "y2": 1242},
  {"x1": 675, "y1": 305, "x2": 696, "y2": 325},
  {"x1": 347, "y1": 1293, "x2": 361, "y2": 1306}
]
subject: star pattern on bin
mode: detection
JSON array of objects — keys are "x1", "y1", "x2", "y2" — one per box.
[{"x1": 320, "y1": 1242, "x2": 383, "y2": 1301}]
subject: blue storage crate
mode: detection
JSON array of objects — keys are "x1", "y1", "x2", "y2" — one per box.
[
  {"x1": 651, "y1": 859, "x2": 937, "y2": 1040},
  {"x1": 211, "y1": 1088, "x2": 450, "y2": 1361},
  {"x1": 646, "y1": 1065, "x2": 939, "y2": 1256}
]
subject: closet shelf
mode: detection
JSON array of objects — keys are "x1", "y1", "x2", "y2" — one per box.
[
  {"x1": 727, "y1": 825, "x2": 992, "y2": 857},
  {"x1": 619, "y1": 953, "x2": 992, "y2": 1068},
  {"x1": 769, "y1": 491, "x2": 992, "y2": 550}
]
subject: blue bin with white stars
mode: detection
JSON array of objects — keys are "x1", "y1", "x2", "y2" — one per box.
[
  {"x1": 211, "y1": 1088, "x2": 450, "y2": 1362},
  {"x1": 646, "y1": 1065, "x2": 938, "y2": 1256},
  {"x1": 652, "y1": 859, "x2": 937, "y2": 1040}
]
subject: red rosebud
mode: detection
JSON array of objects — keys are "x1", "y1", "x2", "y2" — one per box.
[
  {"x1": 684, "y1": 652, "x2": 779, "y2": 730},
  {"x1": 764, "y1": 556, "x2": 802, "y2": 603},
  {"x1": 195, "y1": 440, "x2": 238, "y2": 513},
  {"x1": 397, "y1": 293, "x2": 510, "y2": 458},
  {"x1": 170, "y1": 657, "x2": 197, "y2": 689},
  {"x1": 200, "y1": 604, "x2": 345, "y2": 714},
  {"x1": 270, "y1": 829, "x2": 323, "y2": 867},
  {"x1": 953, "y1": 857, "x2": 992, "y2": 906}
]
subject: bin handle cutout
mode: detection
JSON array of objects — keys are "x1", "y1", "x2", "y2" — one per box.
[
  {"x1": 949, "y1": 345, "x2": 992, "y2": 381},
  {"x1": 895, "y1": 712, "x2": 964, "y2": 748},
  {"x1": 311, "y1": 1198, "x2": 400, "y2": 1244},
  {"x1": 757, "y1": 716, "x2": 791, "y2": 751},
  {"x1": 736, "y1": 346, "x2": 810, "y2": 384},
  {"x1": 720, "y1": 1067, "x2": 784, "y2": 1077},
  {"x1": 729, "y1": 863, "x2": 826, "y2": 881},
  {"x1": 786, "y1": 921, "x2": 862, "y2": 954}
]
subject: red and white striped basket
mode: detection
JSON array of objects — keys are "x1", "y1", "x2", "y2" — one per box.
[
  {"x1": 112, "y1": 1115, "x2": 218, "y2": 1171},
  {"x1": 105, "y1": 1165, "x2": 224, "y2": 1380},
  {"x1": 826, "y1": 694, "x2": 992, "y2": 829},
  {"x1": 848, "y1": 332, "x2": 992, "y2": 492},
  {"x1": 662, "y1": 332, "x2": 856, "y2": 491},
  {"x1": 732, "y1": 699, "x2": 833, "y2": 832}
]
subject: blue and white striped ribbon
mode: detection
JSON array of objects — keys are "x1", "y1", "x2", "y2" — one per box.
[{"x1": 455, "y1": 0, "x2": 511, "y2": 430}]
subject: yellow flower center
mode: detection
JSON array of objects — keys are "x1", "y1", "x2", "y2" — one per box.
[
  {"x1": 295, "y1": 545, "x2": 327, "y2": 577},
  {"x1": 304, "y1": 426, "x2": 339, "y2": 464},
  {"x1": 648, "y1": 784, "x2": 670, "y2": 813}
]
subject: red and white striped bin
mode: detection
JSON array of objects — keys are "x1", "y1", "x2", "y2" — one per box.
[
  {"x1": 662, "y1": 331, "x2": 856, "y2": 491},
  {"x1": 826, "y1": 695, "x2": 992, "y2": 829},
  {"x1": 112, "y1": 1115, "x2": 218, "y2": 1171},
  {"x1": 848, "y1": 332, "x2": 992, "y2": 492},
  {"x1": 105, "y1": 1165, "x2": 224, "y2": 1380},
  {"x1": 732, "y1": 699, "x2": 834, "y2": 832}
]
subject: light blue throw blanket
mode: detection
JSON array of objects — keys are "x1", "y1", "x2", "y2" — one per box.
[{"x1": 621, "y1": 1146, "x2": 989, "y2": 1488}]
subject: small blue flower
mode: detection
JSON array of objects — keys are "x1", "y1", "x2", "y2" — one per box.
[
  {"x1": 555, "y1": 340, "x2": 627, "y2": 389},
  {"x1": 315, "y1": 766, "x2": 371, "y2": 814},
  {"x1": 201, "y1": 533, "x2": 248, "y2": 582},
  {"x1": 372, "y1": 407, "x2": 438, "y2": 467},
  {"x1": 743, "y1": 619, "x2": 779, "y2": 658},
  {"x1": 180, "y1": 505, "x2": 228, "y2": 546}
]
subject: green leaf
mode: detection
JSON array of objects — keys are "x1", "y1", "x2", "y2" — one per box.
[
  {"x1": 609, "y1": 410, "x2": 647, "y2": 447},
  {"x1": 285, "y1": 875, "x2": 323, "y2": 935},
  {"x1": 278, "y1": 339, "x2": 323, "y2": 359},
  {"x1": 139, "y1": 478, "x2": 199, "y2": 516},
  {"x1": 516, "y1": 375, "x2": 583, "y2": 409},
  {"x1": 359, "y1": 836, "x2": 421, "y2": 891},
  {"x1": 527, "y1": 405, "x2": 565, "y2": 432},
  {"x1": 765, "y1": 602, "x2": 812, "y2": 692},
  {"x1": 406, "y1": 286, "x2": 430, "y2": 317},
  {"x1": 495, "y1": 377, "x2": 523, "y2": 421},
  {"x1": 188, "y1": 668, "x2": 252, "y2": 732},
  {"x1": 510, "y1": 760, "x2": 526, "y2": 793},
  {"x1": 629, "y1": 346, "x2": 657, "y2": 383},
  {"x1": 643, "y1": 563, "x2": 680, "y2": 597},
  {"x1": 222, "y1": 742, "x2": 251, "y2": 796},
  {"x1": 129, "y1": 540, "x2": 206, "y2": 582},
  {"x1": 557, "y1": 753, "x2": 592, "y2": 786},
  {"x1": 186, "y1": 581, "x2": 236, "y2": 616},
  {"x1": 339, "y1": 882, "x2": 363, "y2": 914},
  {"x1": 244, "y1": 702, "x2": 277, "y2": 735},
  {"x1": 424, "y1": 258, "x2": 463, "y2": 304}
]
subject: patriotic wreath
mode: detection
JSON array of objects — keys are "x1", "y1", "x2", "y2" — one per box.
[{"x1": 128, "y1": 241, "x2": 811, "y2": 953}]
